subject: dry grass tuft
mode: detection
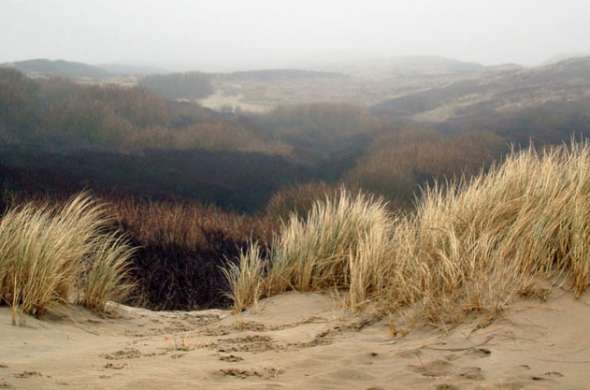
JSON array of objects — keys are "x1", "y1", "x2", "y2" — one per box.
[
  {"x1": 0, "y1": 194, "x2": 134, "y2": 317},
  {"x1": 224, "y1": 141, "x2": 590, "y2": 324},
  {"x1": 265, "y1": 189, "x2": 391, "y2": 296},
  {"x1": 80, "y1": 234, "x2": 136, "y2": 312},
  {"x1": 225, "y1": 189, "x2": 392, "y2": 311},
  {"x1": 222, "y1": 243, "x2": 266, "y2": 312}
]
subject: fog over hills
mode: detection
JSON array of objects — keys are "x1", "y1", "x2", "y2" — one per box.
[
  {"x1": 302, "y1": 55, "x2": 486, "y2": 78},
  {"x1": 5, "y1": 54, "x2": 590, "y2": 117},
  {"x1": 97, "y1": 63, "x2": 170, "y2": 76},
  {"x1": 4, "y1": 1, "x2": 590, "y2": 69}
]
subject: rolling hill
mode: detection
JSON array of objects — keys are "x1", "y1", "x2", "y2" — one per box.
[
  {"x1": 1, "y1": 58, "x2": 111, "y2": 80},
  {"x1": 371, "y1": 56, "x2": 590, "y2": 122}
]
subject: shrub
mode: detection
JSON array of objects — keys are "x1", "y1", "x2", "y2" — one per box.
[{"x1": 345, "y1": 127, "x2": 506, "y2": 208}]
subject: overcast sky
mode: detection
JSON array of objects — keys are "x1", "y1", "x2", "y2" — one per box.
[{"x1": 2, "y1": 0, "x2": 589, "y2": 71}]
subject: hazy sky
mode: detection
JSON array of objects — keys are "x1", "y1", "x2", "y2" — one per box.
[{"x1": 2, "y1": 0, "x2": 589, "y2": 71}]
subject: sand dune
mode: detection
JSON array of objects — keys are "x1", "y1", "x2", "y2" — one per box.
[{"x1": 1, "y1": 290, "x2": 589, "y2": 389}]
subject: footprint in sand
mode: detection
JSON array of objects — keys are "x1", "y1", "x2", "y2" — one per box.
[
  {"x1": 397, "y1": 348, "x2": 423, "y2": 359},
  {"x1": 219, "y1": 354, "x2": 244, "y2": 362},
  {"x1": 13, "y1": 371, "x2": 42, "y2": 379},
  {"x1": 497, "y1": 381, "x2": 527, "y2": 390},
  {"x1": 218, "y1": 367, "x2": 282, "y2": 379},
  {"x1": 465, "y1": 347, "x2": 491, "y2": 358},
  {"x1": 327, "y1": 368, "x2": 375, "y2": 381},
  {"x1": 0, "y1": 380, "x2": 13, "y2": 389},
  {"x1": 544, "y1": 371, "x2": 564, "y2": 378},
  {"x1": 213, "y1": 335, "x2": 281, "y2": 353},
  {"x1": 231, "y1": 320, "x2": 266, "y2": 332},
  {"x1": 531, "y1": 376, "x2": 547, "y2": 381},
  {"x1": 104, "y1": 363, "x2": 127, "y2": 370},
  {"x1": 457, "y1": 366, "x2": 484, "y2": 380},
  {"x1": 408, "y1": 359, "x2": 453, "y2": 377},
  {"x1": 102, "y1": 348, "x2": 142, "y2": 360},
  {"x1": 435, "y1": 385, "x2": 460, "y2": 390}
]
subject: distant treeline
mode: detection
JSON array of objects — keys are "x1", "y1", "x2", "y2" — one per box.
[{"x1": 0, "y1": 68, "x2": 284, "y2": 154}]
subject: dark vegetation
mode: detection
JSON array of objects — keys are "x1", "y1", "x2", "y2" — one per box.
[
  {"x1": 109, "y1": 198, "x2": 272, "y2": 310},
  {"x1": 0, "y1": 146, "x2": 315, "y2": 211},
  {"x1": 139, "y1": 69, "x2": 342, "y2": 101},
  {"x1": 442, "y1": 97, "x2": 590, "y2": 145},
  {"x1": 243, "y1": 103, "x2": 375, "y2": 169},
  {"x1": 2, "y1": 58, "x2": 590, "y2": 310},
  {"x1": 0, "y1": 68, "x2": 277, "y2": 153},
  {"x1": 344, "y1": 127, "x2": 507, "y2": 207}
]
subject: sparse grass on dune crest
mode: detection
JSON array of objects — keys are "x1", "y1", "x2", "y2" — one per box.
[
  {"x1": 225, "y1": 189, "x2": 393, "y2": 311},
  {"x1": 0, "y1": 194, "x2": 134, "y2": 317},
  {"x1": 264, "y1": 190, "x2": 391, "y2": 296},
  {"x1": 391, "y1": 141, "x2": 590, "y2": 322},
  {"x1": 225, "y1": 141, "x2": 590, "y2": 323}
]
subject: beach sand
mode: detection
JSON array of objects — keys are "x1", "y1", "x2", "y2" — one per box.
[{"x1": 1, "y1": 290, "x2": 589, "y2": 389}]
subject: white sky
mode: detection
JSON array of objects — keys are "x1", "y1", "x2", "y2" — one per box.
[{"x1": 2, "y1": 0, "x2": 589, "y2": 71}]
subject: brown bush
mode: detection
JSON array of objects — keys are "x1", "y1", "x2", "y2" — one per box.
[{"x1": 346, "y1": 127, "x2": 507, "y2": 208}]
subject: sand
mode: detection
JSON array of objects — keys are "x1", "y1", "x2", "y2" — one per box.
[{"x1": 1, "y1": 290, "x2": 589, "y2": 389}]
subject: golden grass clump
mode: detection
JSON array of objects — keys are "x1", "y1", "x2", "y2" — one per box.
[
  {"x1": 224, "y1": 141, "x2": 590, "y2": 323},
  {"x1": 222, "y1": 243, "x2": 265, "y2": 312},
  {"x1": 265, "y1": 190, "x2": 391, "y2": 296},
  {"x1": 0, "y1": 194, "x2": 134, "y2": 317},
  {"x1": 80, "y1": 234, "x2": 135, "y2": 312},
  {"x1": 383, "y1": 141, "x2": 590, "y2": 322},
  {"x1": 225, "y1": 189, "x2": 392, "y2": 311}
]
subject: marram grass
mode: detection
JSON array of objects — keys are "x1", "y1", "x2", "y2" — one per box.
[
  {"x1": 0, "y1": 194, "x2": 134, "y2": 317},
  {"x1": 225, "y1": 141, "x2": 590, "y2": 323}
]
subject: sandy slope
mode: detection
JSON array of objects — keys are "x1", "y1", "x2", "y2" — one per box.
[{"x1": 1, "y1": 290, "x2": 589, "y2": 389}]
